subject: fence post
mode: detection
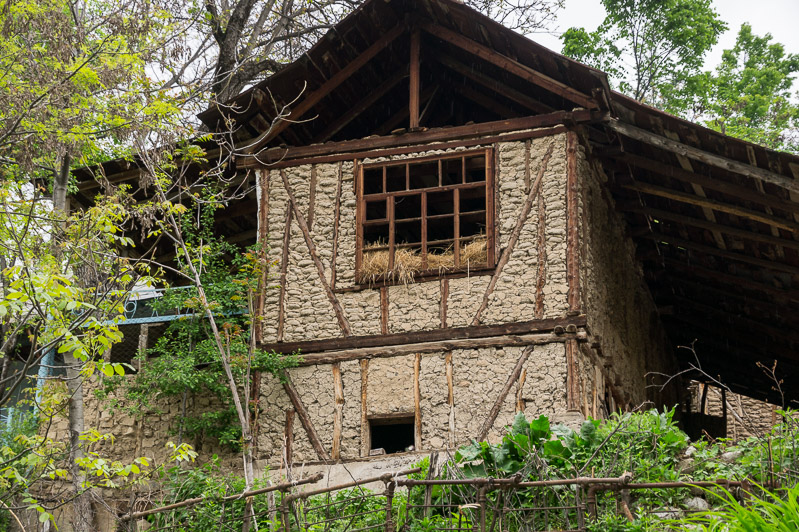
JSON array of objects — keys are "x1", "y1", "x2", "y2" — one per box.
[
  {"x1": 280, "y1": 493, "x2": 292, "y2": 532},
  {"x1": 385, "y1": 480, "x2": 396, "y2": 532},
  {"x1": 575, "y1": 486, "x2": 585, "y2": 531},
  {"x1": 478, "y1": 485, "x2": 487, "y2": 532}
]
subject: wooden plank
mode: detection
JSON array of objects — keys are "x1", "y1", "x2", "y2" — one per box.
[
  {"x1": 247, "y1": 24, "x2": 405, "y2": 154},
  {"x1": 263, "y1": 315, "x2": 586, "y2": 355},
  {"x1": 331, "y1": 162, "x2": 343, "y2": 289},
  {"x1": 284, "y1": 409, "x2": 295, "y2": 465},
  {"x1": 516, "y1": 368, "x2": 527, "y2": 413},
  {"x1": 472, "y1": 140, "x2": 556, "y2": 324},
  {"x1": 621, "y1": 181, "x2": 799, "y2": 232},
  {"x1": 607, "y1": 120, "x2": 799, "y2": 194},
  {"x1": 621, "y1": 203, "x2": 799, "y2": 252},
  {"x1": 281, "y1": 170, "x2": 353, "y2": 336},
  {"x1": 636, "y1": 231, "x2": 799, "y2": 275},
  {"x1": 409, "y1": 28, "x2": 421, "y2": 129},
  {"x1": 436, "y1": 53, "x2": 554, "y2": 114},
  {"x1": 277, "y1": 196, "x2": 293, "y2": 342},
  {"x1": 298, "y1": 332, "x2": 579, "y2": 366},
  {"x1": 440, "y1": 278, "x2": 449, "y2": 328},
  {"x1": 420, "y1": 22, "x2": 595, "y2": 109},
  {"x1": 535, "y1": 179, "x2": 547, "y2": 319},
  {"x1": 566, "y1": 131, "x2": 581, "y2": 312},
  {"x1": 446, "y1": 351, "x2": 455, "y2": 447},
  {"x1": 238, "y1": 111, "x2": 599, "y2": 168},
  {"x1": 255, "y1": 169, "x2": 270, "y2": 343},
  {"x1": 282, "y1": 373, "x2": 331, "y2": 461},
  {"x1": 380, "y1": 286, "x2": 389, "y2": 334},
  {"x1": 616, "y1": 152, "x2": 799, "y2": 216},
  {"x1": 360, "y1": 359, "x2": 369, "y2": 457},
  {"x1": 414, "y1": 353, "x2": 422, "y2": 449},
  {"x1": 332, "y1": 363, "x2": 344, "y2": 460},
  {"x1": 476, "y1": 345, "x2": 534, "y2": 440},
  {"x1": 307, "y1": 165, "x2": 317, "y2": 231},
  {"x1": 566, "y1": 339, "x2": 580, "y2": 411}
]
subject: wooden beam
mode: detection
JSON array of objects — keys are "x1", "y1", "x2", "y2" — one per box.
[
  {"x1": 636, "y1": 231, "x2": 799, "y2": 275},
  {"x1": 446, "y1": 351, "x2": 455, "y2": 447},
  {"x1": 331, "y1": 363, "x2": 344, "y2": 460},
  {"x1": 409, "y1": 28, "x2": 421, "y2": 129},
  {"x1": 314, "y1": 69, "x2": 408, "y2": 143},
  {"x1": 476, "y1": 345, "x2": 534, "y2": 440},
  {"x1": 277, "y1": 200, "x2": 292, "y2": 342},
  {"x1": 607, "y1": 120, "x2": 799, "y2": 193},
  {"x1": 566, "y1": 130, "x2": 581, "y2": 312},
  {"x1": 360, "y1": 359, "x2": 369, "y2": 457},
  {"x1": 615, "y1": 152, "x2": 799, "y2": 217},
  {"x1": 414, "y1": 353, "x2": 422, "y2": 449},
  {"x1": 262, "y1": 315, "x2": 586, "y2": 355},
  {"x1": 472, "y1": 140, "x2": 556, "y2": 324},
  {"x1": 620, "y1": 180, "x2": 799, "y2": 232},
  {"x1": 420, "y1": 22, "x2": 595, "y2": 110},
  {"x1": 566, "y1": 339, "x2": 580, "y2": 410},
  {"x1": 621, "y1": 203, "x2": 799, "y2": 252},
  {"x1": 239, "y1": 110, "x2": 602, "y2": 168},
  {"x1": 297, "y1": 332, "x2": 580, "y2": 366},
  {"x1": 247, "y1": 24, "x2": 405, "y2": 154},
  {"x1": 281, "y1": 373, "x2": 331, "y2": 461},
  {"x1": 436, "y1": 53, "x2": 554, "y2": 114}
]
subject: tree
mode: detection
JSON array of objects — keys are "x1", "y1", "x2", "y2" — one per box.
[
  {"x1": 561, "y1": 0, "x2": 726, "y2": 110},
  {"x1": 698, "y1": 24, "x2": 799, "y2": 152}
]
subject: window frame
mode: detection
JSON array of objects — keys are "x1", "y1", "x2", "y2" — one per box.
[{"x1": 355, "y1": 148, "x2": 496, "y2": 283}]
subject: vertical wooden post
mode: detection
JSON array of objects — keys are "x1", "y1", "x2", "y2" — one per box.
[
  {"x1": 284, "y1": 409, "x2": 295, "y2": 466},
  {"x1": 439, "y1": 279, "x2": 449, "y2": 328},
  {"x1": 360, "y1": 359, "x2": 370, "y2": 456},
  {"x1": 446, "y1": 352, "x2": 455, "y2": 447},
  {"x1": 515, "y1": 368, "x2": 527, "y2": 413},
  {"x1": 565, "y1": 130, "x2": 581, "y2": 312},
  {"x1": 409, "y1": 28, "x2": 421, "y2": 129},
  {"x1": 414, "y1": 353, "x2": 423, "y2": 450},
  {"x1": 380, "y1": 287, "x2": 389, "y2": 335},
  {"x1": 277, "y1": 192, "x2": 293, "y2": 342},
  {"x1": 566, "y1": 339, "x2": 580, "y2": 411},
  {"x1": 255, "y1": 169, "x2": 270, "y2": 343},
  {"x1": 331, "y1": 162, "x2": 343, "y2": 289},
  {"x1": 308, "y1": 165, "x2": 317, "y2": 231},
  {"x1": 332, "y1": 363, "x2": 344, "y2": 460},
  {"x1": 384, "y1": 481, "x2": 396, "y2": 532}
]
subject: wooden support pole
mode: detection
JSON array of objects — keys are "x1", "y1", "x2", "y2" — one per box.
[
  {"x1": 307, "y1": 165, "x2": 317, "y2": 231},
  {"x1": 566, "y1": 130, "x2": 581, "y2": 313},
  {"x1": 476, "y1": 345, "x2": 534, "y2": 441},
  {"x1": 566, "y1": 339, "x2": 580, "y2": 411},
  {"x1": 281, "y1": 373, "x2": 331, "y2": 461},
  {"x1": 360, "y1": 359, "x2": 370, "y2": 457},
  {"x1": 255, "y1": 169, "x2": 270, "y2": 343},
  {"x1": 281, "y1": 170, "x2": 353, "y2": 336},
  {"x1": 380, "y1": 287, "x2": 389, "y2": 335},
  {"x1": 440, "y1": 278, "x2": 449, "y2": 328},
  {"x1": 446, "y1": 352, "x2": 455, "y2": 448},
  {"x1": 409, "y1": 28, "x2": 420, "y2": 129},
  {"x1": 472, "y1": 140, "x2": 555, "y2": 325},
  {"x1": 414, "y1": 353, "x2": 423, "y2": 450},
  {"x1": 284, "y1": 409, "x2": 295, "y2": 466},
  {"x1": 277, "y1": 182, "x2": 293, "y2": 342},
  {"x1": 331, "y1": 162, "x2": 343, "y2": 289},
  {"x1": 516, "y1": 368, "x2": 527, "y2": 413},
  {"x1": 332, "y1": 363, "x2": 344, "y2": 460},
  {"x1": 607, "y1": 120, "x2": 799, "y2": 194}
]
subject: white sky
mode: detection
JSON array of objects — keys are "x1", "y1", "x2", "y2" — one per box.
[{"x1": 532, "y1": 0, "x2": 799, "y2": 69}]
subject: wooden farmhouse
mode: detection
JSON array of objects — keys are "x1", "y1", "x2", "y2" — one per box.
[{"x1": 69, "y1": 0, "x2": 799, "y2": 472}]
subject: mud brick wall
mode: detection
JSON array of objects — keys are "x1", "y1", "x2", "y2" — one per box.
[{"x1": 690, "y1": 381, "x2": 780, "y2": 439}]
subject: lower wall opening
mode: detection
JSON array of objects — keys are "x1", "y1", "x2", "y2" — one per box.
[{"x1": 369, "y1": 415, "x2": 415, "y2": 454}]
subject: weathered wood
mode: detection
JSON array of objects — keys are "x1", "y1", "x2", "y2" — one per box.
[
  {"x1": 332, "y1": 363, "x2": 344, "y2": 460},
  {"x1": 607, "y1": 120, "x2": 799, "y2": 193},
  {"x1": 472, "y1": 140, "x2": 556, "y2": 325},
  {"x1": 360, "y1": 359, "x2": 369, "y2": 457},
  {"x1": 535, "y1": 182, "x2": 547, "y2": 319},
  {"x1": 380, "y1": 287, "x2": 389, "y2": 335},
  {"x1": 263, "y1": 314, "x2": 586, "y2": 354},
  {"x1": 284, "y1": 409, "x2": 295, "y2": 465},
  {"x1": 281, "y1": 373, "x2": 331, "y2": 461},
  {"x1": 524, "y1": 139, "x2": 532, "y2": 193},
  {"x1": 307, "y1": 165, "x2": 317, "y2": 231},
  {"x1": 421, "y1": 22, "x2": 595, "y2": 109},
  {"x1": 620, "y1": 180, "x2": 799, "y2": 232},
  {"x1": 300, "y1": 332, "x2": 581, "y2": 366},
  {"x1": 414, "y1": 353, "x2": 422, "y2": 449},
  {"x1": 566, "y1": 339, "x2": 580, "y2": 411},
  {"x1": 637, "y1": 231, "x2": 799, "y2": 275},
  {"x1": 409, "y1": 28, "x2": 421, "y2": 129},
  {"x1": 516, "y1": 368, "x2": 527, "y2": 412},
  {"x1": 247, "y1": 24, "x2": 405, "y2": 154},
  {"x1": 446, "y1": 351, "x2": 455, "y2": 447},
  {"x1": 440, "y1": 278, "x2": 449, "y2": 328},
  {"x1": 255, "y1": 169, "x2": 270, "y2": 343},
  {"x1": 277, "y1": 196, "x2": 293, "y2": 342},
  {"x1": 331, "y1": 162, "x2": 343, "y2": 289},
  {"x1": 476, "y1": 345, "x2": 534, "y2": 440},
  {"x1": 622, "y1": 204, "x2": 799, "y2": 252},
  {"x1": 281, "y1": 169, "x2": 353, "y2": 336},
  {"x1": 238, "y1": 111, "x2": 599, "y2": 168},
  {"x1": 566, "y1": 130, "x2": 581, "y2": 312}
]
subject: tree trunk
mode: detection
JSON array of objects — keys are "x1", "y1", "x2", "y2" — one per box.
[{"x1": 54, "y1": 154, "x2": 95, "y2": 532}]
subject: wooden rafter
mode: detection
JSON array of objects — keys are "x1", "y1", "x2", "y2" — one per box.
[
  {"x1": 247, "y1": 24, "x2": 405, "y2": 155},
  {"x1": 420, "y1": 22, "x2": 595, "y2": 109},
  {"x1": 409, "y1": 27, "x2": 421, "y2": 129}
]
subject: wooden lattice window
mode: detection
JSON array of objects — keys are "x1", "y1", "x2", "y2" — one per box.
[{"x1": 356, "y1": 149, "x2": 495, "y2": 283}]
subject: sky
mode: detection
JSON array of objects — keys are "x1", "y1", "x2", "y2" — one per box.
[{"x1": 532, "y1": 0, "x2": 799, "y2": 69}]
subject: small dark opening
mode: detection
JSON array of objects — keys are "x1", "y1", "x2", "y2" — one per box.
[{"x1": 369, "y1": 416, "x2": 415, "y2": 454}]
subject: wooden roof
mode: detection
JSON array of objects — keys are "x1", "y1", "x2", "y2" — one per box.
[{"x1": 74, "y1": 0, "x2": 799, "y2": 404}]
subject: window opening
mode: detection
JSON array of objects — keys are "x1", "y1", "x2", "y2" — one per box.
[
  {"x1": 358, "y1": 150, "x2": 494, "y2": 283},
  {"x1": 369, "y1": 415, "x2": 415, "y2": 455}
]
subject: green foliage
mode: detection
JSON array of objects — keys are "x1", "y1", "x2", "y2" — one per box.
[{"x1": 561, "y1": 0, "x2": 726, "y2": 105}]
